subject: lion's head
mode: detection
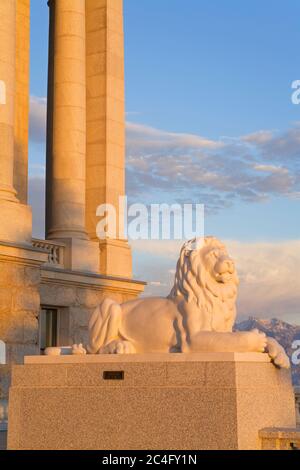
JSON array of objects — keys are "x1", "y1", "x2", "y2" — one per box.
[{"x1": 168, "y1": 237, "x2": 239, "y2": 332}]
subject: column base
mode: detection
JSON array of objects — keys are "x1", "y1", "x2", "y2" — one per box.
[
  {"x1": 99, "y1": 239, "x2": 132, "y2": 278},
  {"x1": 0, "y1": 185, "x2": 18, "y2": 203},
  {"x1": 0, "y1": 200, "x2": 32, "y2": 244},
  {"x1": 57, "y1": 238, "x2": 100, "y2": 274}
]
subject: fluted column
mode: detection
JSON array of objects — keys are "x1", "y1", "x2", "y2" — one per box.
[
  {"x1": 0, "y1": 0, "x2": 18, "y2": 202},
  {"x1": 46, "y1": 0, "x2": 88, "y2": 241},
  {"x1": 45, "y1": 0, "x2": 99, "y2": 273},
  {"x1": 14, "y1": 0, "x2": 30, "y2": 204}
]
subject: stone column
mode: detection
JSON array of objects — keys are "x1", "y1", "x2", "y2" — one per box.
[
  {"x1": 46, "y1": 0, "x2": 99, "y2": 272},
  {"x1": 14, "y1": 0, "x2": 30, "y2": 205},
  {"x1": 0, "y1": 0, "x2": 18, "y2": 203},
  {"x1": 86, "y1": 0, "x2": 132, "y2": 278},
  {"x1": 46, "y1": 0, "x2": 88, "y2": 241},
  {"x1": 0, "y1": 0, "x2": 32, "y2": 244}
]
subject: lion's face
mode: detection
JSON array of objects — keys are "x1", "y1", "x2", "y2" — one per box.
[
  {"x1": 169, "y1": 236, "x2": 239, "y2": 332},
  {"x1": 201, "y1": 244, "x2": 237, "y2": 285}
]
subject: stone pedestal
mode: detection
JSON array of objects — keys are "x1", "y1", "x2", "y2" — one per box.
[
  {"x1": 99, "y1": 239, "x2": 133, "y2": 278},
  {"x1": 0, "y1": 200, "x2": 32, "y2": 245},
  {"x1": 8, "y1": 353, "x2": 296, "y2": 450},
  {"x1": 86, "y1": 0, "x2": 133, "y2": 278},
  {"x1": 58, "y1": 238, "x2": 100, "y2": 273}
]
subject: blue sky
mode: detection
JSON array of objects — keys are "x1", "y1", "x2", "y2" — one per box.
[
  {"x1": 31, "y1": 0, "x2": 300, "y2": 134},
  {"x1": 125, "y1": 0, "x2": 300, "y2": 136},
  {"x1": 28, "y1": 1, "x2": 300, "y2": 323}
]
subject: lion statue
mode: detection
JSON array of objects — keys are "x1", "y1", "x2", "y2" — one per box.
[{"x1": 82, "y1": 236, "x2": 289, "y2": 368}]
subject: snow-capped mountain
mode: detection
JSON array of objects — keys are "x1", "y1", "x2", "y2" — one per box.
[{"x1": 235, "y1": 318, "x2": 300, "y2": 385}]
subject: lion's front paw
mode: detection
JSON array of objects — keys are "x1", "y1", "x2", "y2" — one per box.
[
  {"x1": 72, "y1": 344, "x2": 87, "y2": 355},
  {"x1": 100, "y1": 340, "x2": 136, "y2": 355},
  {"x1": 245, "y1": 329, "x2": 268, "y2": 353},
  {"x1": 266, "y1": 338, "x2": 290, "y2": 369}
]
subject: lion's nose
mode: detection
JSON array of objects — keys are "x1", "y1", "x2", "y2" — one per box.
[{"x1": 215, "y1": 258, "x2": 234, "y2": 274}]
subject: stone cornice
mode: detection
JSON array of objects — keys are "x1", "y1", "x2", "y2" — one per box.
[
  {"x1": 41, "y1": 266, "x2": 146, "y2": 295},
  {"x1": 0, "y1": 241, "x2": 48, "y2": 267}
]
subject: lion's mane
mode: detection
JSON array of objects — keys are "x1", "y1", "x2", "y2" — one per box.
[{"x1": 168, "y1": 237, "x2": 239, "y2": 332}]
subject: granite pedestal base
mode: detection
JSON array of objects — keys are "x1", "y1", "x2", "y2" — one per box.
[
  {"x1": 0, "y1": 425, "x2": 7, "y2": 451},
  {"x1": 7, "y1": 353, "x2": 296, "y2": 450}
]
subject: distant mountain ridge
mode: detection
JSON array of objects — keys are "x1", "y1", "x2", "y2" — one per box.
[{"x1": 235, "y1": 317, "x2": 300, "y2": 386}]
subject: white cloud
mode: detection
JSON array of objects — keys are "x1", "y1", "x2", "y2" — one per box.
[
  {"x1": 133, "y1": 240, "x2": 182, "y2": 258},
  {"x1": 227, "y1": 240, "x2": 300, "y2": 320},
  {"x1": 27, "y1": 98, "x2": 300, "y2": 324},
  {"x1": 242, "y1": 130, "x2": 274, "y2": 144},
  {"x1": 126, "y1": 121, "x2": 222, "y2": 152},
  {"x1": 29, "y1": 96, "x2": 47, "y2": 143},
  {"x1": 253, "y1": 165, "x2": 289, "y2": 174},
  {"x1": 28, "y1": 176, "x2": 45, "y2": 239},
  {"x1": 27, "y1": 169, "x2": 300, "y2": 324},
  {"x1": 126, "y1": 121, "x2": 300, "y2": 208},
  {"x1": 29, "y1": 98, "x2": 300, "y2": 209}
]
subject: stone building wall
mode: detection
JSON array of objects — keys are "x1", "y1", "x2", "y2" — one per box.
[
  {"x1": 0, "y1": 262, "x2": 40, "y2": 363},
  {"x1": 0, "y1": 242, "x2": 144, "y2": 452},
  {"x1": 0, "y1": 243, "x2": 47, "y2": 400},
  {"x1": 0, "y1": 241, "x2": 145, "y2": 403},
  {"x1": 40, "y1": 268, "x2": 144, "y2": 347}
]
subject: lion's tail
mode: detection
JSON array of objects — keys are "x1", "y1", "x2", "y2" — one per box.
[{"x1": 87, "y1": 298, "x2": 122, "y2": 354}]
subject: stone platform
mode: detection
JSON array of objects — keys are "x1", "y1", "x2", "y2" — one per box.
[
  {"x1": 7, "y1": 353, "x2": 296, "y2": 450},
  {"x1": 0, "y1": 424, "x2": 7, "y2": 451}
]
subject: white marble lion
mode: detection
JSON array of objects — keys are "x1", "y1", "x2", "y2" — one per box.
[{"x1": 83, "y1": 236, "x2": 289, "y2": 368}]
